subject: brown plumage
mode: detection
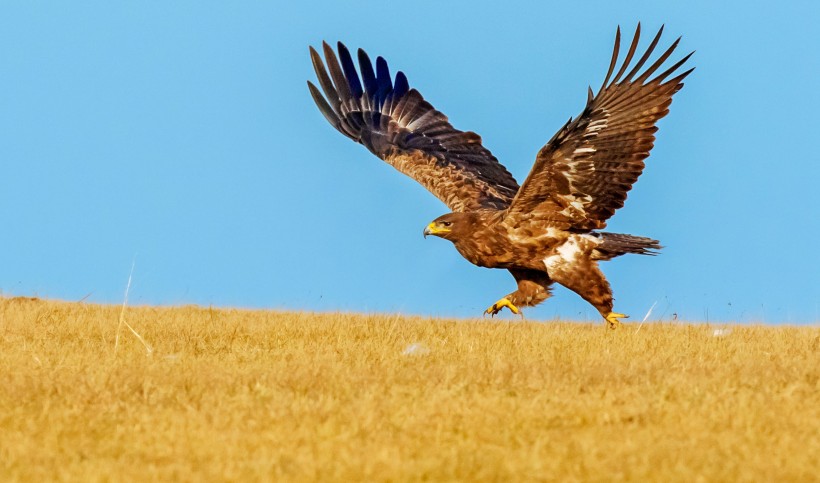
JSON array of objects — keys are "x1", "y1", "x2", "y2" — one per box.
[{"x1": 307, "y1": 24, "x2": 693, "y2": 328}]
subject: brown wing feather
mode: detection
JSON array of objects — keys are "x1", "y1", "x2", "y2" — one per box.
[
  {"x1": 506, "y1": 24, "x2": 694, "y2": 230},
  {"x1": 308, "y1": 42, "x2": 519, "y2": 212}
]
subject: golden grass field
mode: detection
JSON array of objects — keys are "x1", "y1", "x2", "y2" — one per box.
[{"x1": 1, "y1": 297, "x2": 818, "y2": 482}]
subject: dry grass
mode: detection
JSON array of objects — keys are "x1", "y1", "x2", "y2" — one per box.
[{"x1": 1, "y1": 297, "x2": 818, "y2": 482}]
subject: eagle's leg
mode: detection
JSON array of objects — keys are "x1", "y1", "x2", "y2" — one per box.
[
  {"x1": 485, "y1": 298, "x2": 520, "y2": 317},
  {"x1": 549, "y1": 261, "x2": 627, "y2": 329},
  {"x1": 485, "y1": 269, "x2": 553, "y2": 317},
  {"x1": 605, "y1": 312, "x2": 628, "y2": 329}
]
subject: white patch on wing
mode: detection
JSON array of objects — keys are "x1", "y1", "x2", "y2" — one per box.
[
  {"x1": 557, "y1": 239, "x2": 581, "y2": 260},
  {"x1": 544, "y1": 254, "x2": 561, "y2": 270},
  {"x1": 544, "y1": 237, "x2": 581, "y2": 270},
  {"x1": 573, "y1": 147, "x2": 596, "y2": 155},
  {"x1": 582, "y1": 233, "x2": 602, "y2": 246}
]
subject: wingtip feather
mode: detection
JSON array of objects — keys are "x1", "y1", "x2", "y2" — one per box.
[
  {"x1": 322, "y1": 40, "x2": 352, "y2": 101},
  {"x1": 600, "y1": 26, "x2": 622, "y2": 92},
  {"x1": 375, "y1": 56, "x2": 392, "y2": 104},
  {"x1": 610, "y1": 23, "x2": 642, "y2": 85},
  {"x1": 652, "y1": 50, "x2": 695, "y2": 85},
  {"x1": 635, "y1": 36, "x2": 682, "y2": 83},
  {"x1": 622, "y1": 25, "x2": 665, "y2": 83},
  {"x1": 357, "y1": 48, "x2": 377, "y2": 96},
  {"x1": 337, "y1": 41, "x2": 363, "y2": 98},
  {"x1": 394, "y1": 71, "x2": 409, "y2": 98},
  {"x1": 310, "y1": 43, "x2": 341, "y2": 112},
  {"x1": 307, "y1": 81, "x2": 342, "y2": 129}
]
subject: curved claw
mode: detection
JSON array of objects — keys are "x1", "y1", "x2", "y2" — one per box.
[
  {"x1": 484, "y1": 298, "x2": 520, "y2": 318},
  {"x1": 605, "y1": 312, "x2": 628, "y2": 330}
]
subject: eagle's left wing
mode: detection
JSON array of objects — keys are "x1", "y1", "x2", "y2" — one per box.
[
  {"x1": 505, "y1": 25, "x2": 693, "y2": 230},
  {"x1": 308, "y1": 42, "x2": 519, "y2": 212}
]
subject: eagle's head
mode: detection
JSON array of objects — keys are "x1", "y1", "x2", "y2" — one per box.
[{"x1": 423, "y1": 212, "x2": 473, "y2": 241}]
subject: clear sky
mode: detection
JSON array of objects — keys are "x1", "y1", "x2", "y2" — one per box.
[{"x1": 1, "y1": 1, "x2": 818, "y2": 323}]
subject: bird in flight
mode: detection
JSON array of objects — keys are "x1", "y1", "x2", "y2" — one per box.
[{"x1": 307, "y1": 24, "x2": 693, "y2": 328}]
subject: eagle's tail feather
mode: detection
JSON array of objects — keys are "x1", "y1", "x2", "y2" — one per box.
[{"x1": 592, "y1": 232, "x2": 662, "y2": 260}]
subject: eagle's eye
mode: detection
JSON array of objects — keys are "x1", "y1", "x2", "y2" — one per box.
[{"x1": 442, "y1": 221, "x2": 453, "y2": 227}]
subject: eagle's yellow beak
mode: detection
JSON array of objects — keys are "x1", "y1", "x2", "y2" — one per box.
[{"x1": 423, "y1": 222, "x2": 450, "y2": 238}]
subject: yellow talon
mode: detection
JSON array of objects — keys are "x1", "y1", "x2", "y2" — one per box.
[
  {"x1": 605, "y1": 312, "x2": 628, "y2": 329},
  {"x1": 485, "y1": 298, "x2": 520, "y2": 317}
]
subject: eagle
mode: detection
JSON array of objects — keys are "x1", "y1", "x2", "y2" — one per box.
[{"x1": 307, "y1": 24, "x2": 693, "y2": 328}]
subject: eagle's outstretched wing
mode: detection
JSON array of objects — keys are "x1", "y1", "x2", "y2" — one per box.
[
  {"x1": 506, "y1": 24, "x2": 694, "y2": 230},
  {"x1": 308, "y1": 42, "x2": 519, "y2": 212}
]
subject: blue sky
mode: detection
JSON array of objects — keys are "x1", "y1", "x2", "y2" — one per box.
[{"x1": 1, "y1": 1, "x2": 817, "y2": 323}]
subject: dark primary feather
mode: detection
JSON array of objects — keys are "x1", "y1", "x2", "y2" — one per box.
[
  {"x1": 338, "y1": 43, "x2": 363, "y2": 98},
  {"x1": 507, "y1": 24, "x2": 694, "y2": 230},
  {"x1": 307, "y1": 42, "x2": 519, "y2": 212},
  {"x1": 358, "y1": 50, "x2": 377, "y2": 96},
  {"x1": 375, "y1": 56, "x2": 391, "y2": 102}
]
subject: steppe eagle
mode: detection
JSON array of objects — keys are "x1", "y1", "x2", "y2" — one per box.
[{"x1": 307, "y1": 24, "x2": 693, "y2": 328}]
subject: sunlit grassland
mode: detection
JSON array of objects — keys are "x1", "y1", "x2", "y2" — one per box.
[{"x1": 1, "y1": 297, "x2": 818, "y2": 482}]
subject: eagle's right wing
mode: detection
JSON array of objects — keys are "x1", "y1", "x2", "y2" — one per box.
[
  {"x1": 506, "y1": 25, "x2": 693, "y2": 230},
  {"x1": 308, "y1": 42, "x2": 519, "y2": 212}
]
